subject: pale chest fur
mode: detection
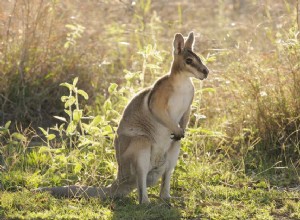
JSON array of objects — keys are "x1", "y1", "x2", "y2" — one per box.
[{"x1": 168, "y1": 76, "x2": 194, "y2": 123}]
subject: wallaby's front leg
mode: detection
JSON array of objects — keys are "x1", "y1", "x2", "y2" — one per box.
[
  {"x1": 148, "y1": 87, "x2": 185, "y2": 140},
  {"x1": 179, "y1": 107, "x2": 191, "y2": 130},
  {"x1": 149, "y1": 105, "x2": 184, "y2": 140},
  {"x1": 160, "y1": 141, "x2": 181, "y2": 200}
]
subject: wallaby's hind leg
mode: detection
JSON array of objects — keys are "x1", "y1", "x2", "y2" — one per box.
[
  {"x1": 160, "y1": 140, "x2": 180, "y2": 200},
  {"x1": 109, "y1": 178, "x2": 135, "y2": 199},
  {"x1": 121, "y1": 136, "x2": 151, "y2": 204}
]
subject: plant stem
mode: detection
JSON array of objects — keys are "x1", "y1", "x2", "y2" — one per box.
[
  {"x1": 297, "y1": 0, "x2": 300, "y2": 38},
  {"x1": 75, "y1": 89, "x2": 85, "y2": 137},
  {"x1": 69, "y1": 89, "x2": 73, "y2": 148}
]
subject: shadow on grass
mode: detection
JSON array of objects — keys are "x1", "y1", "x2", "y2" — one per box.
[{"x1": 111, "y1": 197, "x2": 181, "y2": 220}]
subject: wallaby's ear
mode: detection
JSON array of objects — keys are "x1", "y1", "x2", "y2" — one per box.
[
  {"x1": 184, "y1": 32, "x2": 194, "y2": 50},
  {"x1": 173, "y1": 33, "x2": 184, "y2": 55}
]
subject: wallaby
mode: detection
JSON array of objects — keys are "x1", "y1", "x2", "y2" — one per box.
[{"x1": 34, "y1": 32, "x2": 209, "y2": 204}]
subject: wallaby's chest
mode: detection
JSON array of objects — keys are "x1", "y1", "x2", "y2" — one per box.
[{"x1": 168, "y1": 79, "x2": 194, "y2": 123}]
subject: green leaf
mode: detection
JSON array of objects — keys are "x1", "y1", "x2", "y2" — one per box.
[
  {"x1": 64, "y1": 109, "x2": 71, "y2": 117},
  {"x1": 73, "y1": 110, "x2": 83, "y2": 122},
  {"x1": 108, "y1": 83, "x2": 118, "y2": 94},
  {"x1": 74, "y1": 163, "x2": 82, "y2": 174},
  {"x1": 53, "y1": 116, "x2": 68, "y2": 123},
  {"x1": 65, "y1": 96, "x2": 76, "y2": 108},
  {"x1": 64, "y1": 41, "x2": 71, "y2": 49},
  {"x1": 66, "y1": 121, "x2": 77, "y2": 134},
  {"x1": 77, "y1": 89, "x2": 89, "y2": 100},
  {"x1": 12, "y1": 132, "x2": 26, "y2": 141},
  {"x1": 73, "y1": 77, "x2": 78, "y2": 87},
  {"x1": 102, "y1": 125, "x2": 113, "y2": 135},
  {"x1": 59, "y1": 123, "x2": 65, "y2": 131},
  {"x1": 104, "y1": 99, "x2": 112, "y2": 111},
  {"x1": 39, "y1": 127, "x2": 48, "y2": 136},
  {"x1": 60, "y1": 82, "x2": 73, "y2": 91},
  {"x1": 90, "y1": 115, "x2": 102, "y2": 127},
  {"x1": 206, "y1": 55, "x2": 217, "y2": 63},
  {"x1": 61, "y1": 96, "x2": 69, "y2": 102},
  {"x1": 46, "y1": 134, "x2": 56, "y2": 141},
  {"x1": 5, "y1": 121, "x2": 11, "y2": 129},
  {"x1": 201, "y1": 88, "x2": 216, "y2": 93}
]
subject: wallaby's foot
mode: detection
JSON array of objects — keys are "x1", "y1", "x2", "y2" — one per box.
[
  {"x1": 160, "y1": 191, "x2": 171, "y2": 201},
  {"x1": 140, "y1": 197, "x2": 150, "y2": 204}
]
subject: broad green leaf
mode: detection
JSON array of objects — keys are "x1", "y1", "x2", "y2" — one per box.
[
  {"x1": 66, "y1": 121, "x2": 77, "y2": 134},
  {"x1": 61, "y1": 96, "x2": 69, "y2": 102},
  {"x1": 77, "y1": 89, "x2": 89, "y2": 100},
  {"x1": 12, "y1": 132, "x2": 26, "y2": 141},
  {"x1": 64, "y1": 109, "x2": 71, "y2": 117},
  {"x1": 5, "y1": 121, "x2": 11, "y2": 129},
  {"x1": 46, "y1": 134, "x2": 56, "y2": 141},
  {"x1": 90, "y1": 115, "x2": 102, "y2": 127},
  {"x1": 60, "y1": 82, "x2": 73, "y2": 91},
  {"x1": 53, "y1": 116, "x2": 68, "y2": 123},
  {"x1": 39, "y1": 127, "x2": 48, "y2": 136},
  {"x1": 65, "y1": 96, "x2": 76, "y2": 108},
  {"x1": 73, "y1": 109, "x2": 83, "y2": 122},
  {"x1": 102, "y1": 125, "x2": 113, "y2": 135}
]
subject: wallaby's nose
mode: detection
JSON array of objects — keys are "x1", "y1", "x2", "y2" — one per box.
[{"x1": 203, "y1": 68, "x2": 209, "y2": 76}]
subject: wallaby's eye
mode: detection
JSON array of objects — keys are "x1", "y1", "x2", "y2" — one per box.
[{"x1": 186, "y1": 58, "x2": 193, "y2": 64}]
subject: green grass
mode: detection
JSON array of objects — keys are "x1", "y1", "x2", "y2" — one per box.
[{"x1": 1, "y1": 161, "x2": 300, "y2": 219}]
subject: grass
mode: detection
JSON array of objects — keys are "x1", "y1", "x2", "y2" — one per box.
[
  {"x1": 1, "y1": 0, "x2": 300, "y2": 219},
  {"x1": 1, "y1": 161, "x2": 300, "y2": 219}
]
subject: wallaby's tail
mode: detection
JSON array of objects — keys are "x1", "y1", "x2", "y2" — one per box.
[
  {"x1": 32, "y1": 185, "x2": 111, "y2": 199},
  {"x1": 32, "y1": 180, "x2": 134, "y2": 200}
]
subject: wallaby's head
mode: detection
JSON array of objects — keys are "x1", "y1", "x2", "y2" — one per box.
[{"x1": 171, "y1": 32, "x2": 209, "y2": 80}]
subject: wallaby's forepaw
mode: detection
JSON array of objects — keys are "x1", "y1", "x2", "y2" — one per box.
[
  {"x1": 170, "y1": 134, "x2": 183, "y2": 141},
  {"x1": 170, "y1": 129, "x2": 185, "y2": 141}
]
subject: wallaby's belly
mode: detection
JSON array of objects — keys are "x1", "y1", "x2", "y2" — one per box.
[{"x1": 150, "y1": 125, "x2": 172, "y2": 168}]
